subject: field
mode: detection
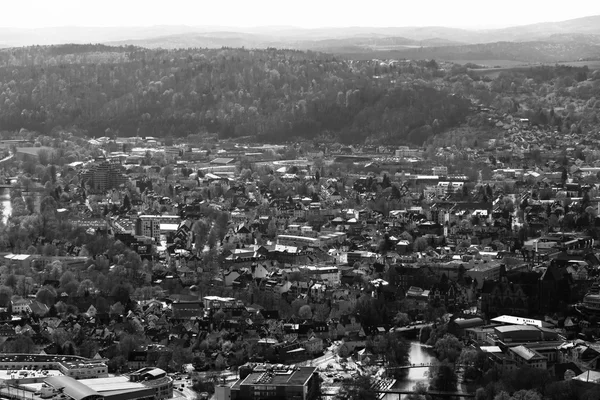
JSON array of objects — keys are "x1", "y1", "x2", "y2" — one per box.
[
  {"x1": 555, "y1": 60, "x2": 600, "y2": 69},
  {"x1": 459, "y1": 59, "x2": 600, "y2": 78},
  {"x1": 447, "y1": 59, "x2": 534, "y2": 68}
]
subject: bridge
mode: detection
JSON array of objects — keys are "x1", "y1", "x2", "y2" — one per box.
[
  {"x1": 373, "y1": 388, "x2": 475, "y2": 398},
  {"x1": 391, "y1": 323, "x2": 433, "y2": 340},
  {"x1": 386, "y1": 363, "x2": 467, "y2": 371},
  {"x1": 322, "y1": 387, "x2": 475, "y2": 399}
]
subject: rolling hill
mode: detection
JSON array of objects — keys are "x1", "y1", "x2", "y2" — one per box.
[{"x1": 1, "y1": 15, "x2": 600, "y2": 63}]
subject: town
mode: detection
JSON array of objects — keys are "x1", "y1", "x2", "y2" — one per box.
[{"x1": 0, "y1": 100, "x2": 597, "y2": 400}]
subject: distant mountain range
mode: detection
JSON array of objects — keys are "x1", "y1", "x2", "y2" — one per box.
[{"x1": 2, "y1": 15, "x2": 600, "y2": 62}]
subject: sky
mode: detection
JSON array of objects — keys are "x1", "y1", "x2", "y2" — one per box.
[{"x1": 4, "y1": 0, "x2": 600, "y2": 29}]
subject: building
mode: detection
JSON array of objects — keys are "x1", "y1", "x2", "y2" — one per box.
[
  {"x1": 41, "y1": 367, "x2": 172, "y2": 400},
  {"x1": 137, "y1": 215, "x2": 181, "y2": 242},
  {"x1": 202, "y1": 296, "x2": 239, "y2": 310},
  {"x1": 432, "y1": 166, "x2": 448, "y2": 176},
  {"x1": 80, "y1": 160, "x2": 127, "y2": 192},
  {"x1": 129, "y1": 367, "x2": 174, "y2": 399},
  {"x1": 114, "y1": 233, "x2": 153, "y2": 257},
  {"x1": 582, "y1": 281, "x2": 600, "y2": 312},
  {"x1": 395, "y1": 146, "x2": 423, "y2": 159},
  {"x1": 277, "y1": 235, "x2": 321, "y2": 248},
  {"x1": 222, "y1": 364, "x2": 319, "y2": 400},
  {"x1": 488, "y1": 325, "x2": 560, "y2": 346},
  {"x1": 509, "y1": 345, "x2": 547, "y2": 369},
  {"x1": 0, "y1": 354, "x2": 108, "y2": 379},
  {"x1": 3, "y1": 254, "x2": 33, "y2": 270},
  {"x1": 298, "y1": 266, "x2": 340, "y2": 286},
  {"x1": 466, "y1": 262, "x2": 502, "y2": 288},
  {"x1": 404, "y1": 286, "x2": 430, "y2": 311},
  {"x1": 448, "y1": 317, "x2": 485, "y2": 339}
]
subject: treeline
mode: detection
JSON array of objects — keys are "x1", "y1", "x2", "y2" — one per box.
[{"x1": 0, "y1": 45, "x2": 471, "y2": 144}]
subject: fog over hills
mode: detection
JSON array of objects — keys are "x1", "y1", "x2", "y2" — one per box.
[{"x1": 1, "y1": 15, "x2": 600, "y2": 62}]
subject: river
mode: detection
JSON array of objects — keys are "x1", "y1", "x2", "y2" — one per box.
[
  {"x1": 1, "y1": 197, "x2": 10, "y2": 224},
  {"x1": 383, "y1": 341, "x2": 437, "y2": 400}
]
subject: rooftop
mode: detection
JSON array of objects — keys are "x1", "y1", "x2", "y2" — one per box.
[
  {"x1": 44, "y1": 376, "x2": 100, "y2": 400},
  {"x1": 491, "y1": 315, "x2": 551, "y2": 328},
  {"x1": 0, "y1": 354, "x2": 104, "y2": 365},
  {"x1": 78, "y1": 376, "x2": 147, "y2": 394},
  {"x1": 239, "y1": 366, "x2": 315, "y2": 387},
  {"x1": 510, "y1": 345, "x2": 545, "y2": 361}
]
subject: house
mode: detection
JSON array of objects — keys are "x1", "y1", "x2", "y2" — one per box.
[
  {"x1": 12, "y1": 299, "x2": 31, "y2": 314},
  {"x1": 404, "y1": 286, "x2": 430, "y2": 311},
  {"x1": 303, "y1": 336, "x2": 323, "y2": 355}
]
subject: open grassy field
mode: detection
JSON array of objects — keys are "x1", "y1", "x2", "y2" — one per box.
[
  {"x1": 447, "y1": 59, "x2": 534, "y2": 68},
  {"x1": 555, "y1": 60, "x2": 600, "y2": 69},
  {"x1": 457, "y1": 59, "x2": 600, "y2": 78}
]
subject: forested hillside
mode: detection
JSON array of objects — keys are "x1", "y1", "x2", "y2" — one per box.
[{"x1": 0, "y1": 45, "x2": 471, "y2": 144}]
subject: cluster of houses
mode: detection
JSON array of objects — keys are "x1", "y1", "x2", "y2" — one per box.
[{"x1": 7, "y1": 119, "x2": 600, "y2": 394}]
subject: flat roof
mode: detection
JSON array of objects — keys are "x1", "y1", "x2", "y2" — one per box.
[
  {"x1": 240, "y1": 367, "x2": 315, "y2": 387},
  {"x1": 0, "y1": 354, "x2": 102, "y2": 364},
  {"x1": 159, "y1": 223, "x2": 179, "y2": 231},
  {"x1": 495, "y1": 325, "x2": 541, "y2": 333},
  {"x1": 79, "y1": 376, "x2": 146, "y2": 393},
  {"x1": 479, "y1": 346, "x2": 502, "y2": 353},
  {"x1": 277, "y1": 235, "x2": 318, "y2": 241},
  {"x1": 491, "y1": 315, "x2": 549, "y2": 328},
  {"x1": 45, "y1": 376, "x2": 100, "y2": 400},
  {"x1": 0, "y1": 369, "x2": 63, "y2": 380},
  {"x1": 4, "y1": 254, "x2": 31, "y2": 261}
]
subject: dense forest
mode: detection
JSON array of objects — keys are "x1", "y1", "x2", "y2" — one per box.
[{"x1": 0, "y1": 45, "x2": 471, "y2": 144}]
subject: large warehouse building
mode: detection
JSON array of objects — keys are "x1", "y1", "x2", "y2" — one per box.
[{"x1": 42, "y1": 368, "x2": 173, "y2": 400}]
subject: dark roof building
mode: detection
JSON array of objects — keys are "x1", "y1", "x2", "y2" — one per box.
[{"x1": 221, "y1": 364, "x2": 319, "y2": 400}]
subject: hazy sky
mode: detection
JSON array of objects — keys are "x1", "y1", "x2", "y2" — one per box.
[{"x1": 4, "y1": 0, "x2": 600, "y2": 29}]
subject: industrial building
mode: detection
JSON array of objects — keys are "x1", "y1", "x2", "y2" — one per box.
[
  {"x1": 0, "y1": 354, "x2": 108, "y2": 379},
  {"x1": 40, "y1": 368, "x2": 172, "y2": 400}
]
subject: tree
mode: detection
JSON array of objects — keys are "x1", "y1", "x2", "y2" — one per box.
[
  {"x1": 266, "y1": 219, "x2": 277, "y2": 238},
  {"x1": 298, "y1": 305, "x2": 313, "y2": 319},
  {"x1": 111, "y1": 284, "x2": 132, "y2": 305},
  {"x1": 0, "y1": 286, "x2": 12, "y2": 307},
  {"x1": 291, "y1": 298, "x2": 307, "y2": 316},
  {"x1": 59, "y1": 270, "x2": 76, "y2": 289},
  {"x1": 393, "y1": 312, "x2": 410, "y2": 327},
  {"x1": 434, "y1": 333, "x2": 463, "y2": 363},
  {"x1": 160, "y1": 166, "x2": 174, "y2": 181},
  {"x1": 404, "y1": 383, "x2": 428, "y2": 400},
  {"x1": 123, "y1": 194, "x2": 131, "y2": 210},
  {"x1": 4, "y1": 274, "x2": 17, "y2": 289},
  {"x1": 77, "y1": 279, "x2": 96, "y2": 296},
  {"x1": 511, "y1": 390, "x2": 542, "y2": 400},
  {"x1": 494, "y1": 392, "x2": 512, "y2": 400},
  {"x1": 192, "y1": 220, "x2": 210, "y2": 252},
  {"x1": 335, "y1": 376, "x2": 377, "y2": 400},
  {"x1": 314, "y1": 304, "x2": 330, "y2": 322},
  {"x1": 503, "y1": 366, "x2": 551, "y2": 395},
  {"x1": 430, "y1": 361, "x2": 458, "y2": 392},
  {"x1": 1, "y1": 336, "x2": 36, "y2": 353},
  {"x1": 413, "y1": 237, "x2": 428, "y2": 252}
]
